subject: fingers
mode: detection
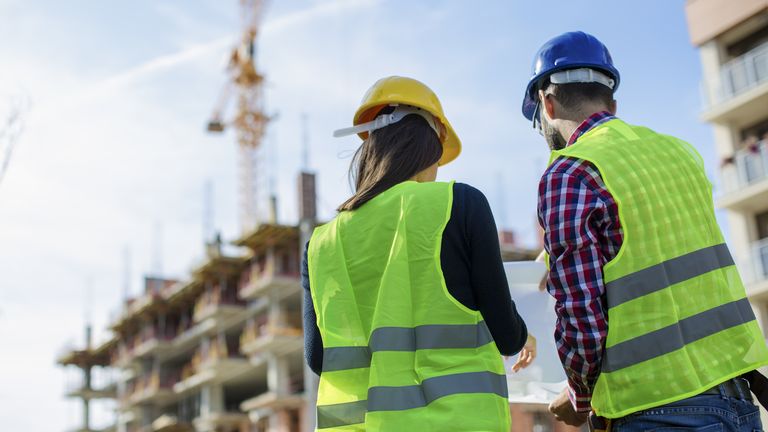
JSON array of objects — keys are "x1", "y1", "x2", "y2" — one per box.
[
  {"x1": 511, "y1": 347, "x2": 536, "y2": 372},
  {"x1": 511, "y1": 351, "x2": 524, "y2": 372}
]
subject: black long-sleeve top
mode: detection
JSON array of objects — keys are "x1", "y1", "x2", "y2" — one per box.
[{"x1": 302, "y1": 182, "x2": 527, "y2": 375}]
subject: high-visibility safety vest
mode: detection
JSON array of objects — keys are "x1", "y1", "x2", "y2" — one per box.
[
  {"x1": 550, "y1": 119, "x2": 768, "y2": 419},
  {"x1": 308, "y1": 181, "x2": 511, "y2": 431}
]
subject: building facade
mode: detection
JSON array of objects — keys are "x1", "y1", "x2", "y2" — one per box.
[{"x1": 686, "y1": 1, "x2": 768, "y2": 327}]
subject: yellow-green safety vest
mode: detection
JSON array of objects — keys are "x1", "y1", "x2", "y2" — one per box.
[
  {"x1": 308, "y1": 180, "x2": 511, "y2": 431},
  {"x1": 549, "y1": 118, "x2": 768, "y2": 418}
]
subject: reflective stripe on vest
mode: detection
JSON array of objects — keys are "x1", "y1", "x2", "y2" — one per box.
[
  {"x1": 317, "y1": 371, "x2": 507, "y2": 429},
  {"x1": 551, "y1": 119, "x2": 768, "y2": 418},
  {"x1": 322, "y1": 321, "x2": 494, "y2": 372},
  {"x1": 606, "y1": 243, "x2": 734, "y2": 309},
  {"x1": 602, "y1": 297, "x2": 754, "y2": 373}
]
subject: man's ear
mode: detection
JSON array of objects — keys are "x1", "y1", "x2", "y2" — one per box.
[
  {"x1": 539, "y1": 89, "x2": 556, "y2": 120},
  {"x1": 608, "y1": 99, "x2": 617, "y2": 115}
]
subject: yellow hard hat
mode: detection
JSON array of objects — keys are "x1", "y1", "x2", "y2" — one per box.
[{"x1": 352, "y1": 76, "x2": 461, "y2": 166}]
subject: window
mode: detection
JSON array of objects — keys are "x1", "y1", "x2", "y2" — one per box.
[{"x1": 758, "y1": 211, "x2": 768, "y2": 240}]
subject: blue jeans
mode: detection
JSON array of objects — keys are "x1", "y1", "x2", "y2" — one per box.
[{"x1": 612, "y1": 387, "x2": 763, "y2": 432}]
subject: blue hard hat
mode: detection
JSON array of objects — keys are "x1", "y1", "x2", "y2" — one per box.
[{"x1": 522, "y1": 31, "x2": 620, "y2": 120}]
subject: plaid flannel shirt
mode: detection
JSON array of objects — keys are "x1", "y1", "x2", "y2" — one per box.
[{"x1": 537, "y1": 111, "x2": 623, "y2": 412}]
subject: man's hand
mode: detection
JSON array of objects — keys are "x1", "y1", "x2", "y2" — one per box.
[
  {"x1": 548, "y1": 388, "x2": 588, "y2": 427},
  {"x1": 511, "y1": 334, "x2": 537, "y2": 372}
]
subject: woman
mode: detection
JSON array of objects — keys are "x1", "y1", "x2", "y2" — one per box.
[{"x1": 302, "y1": 76, "x2": 534, "y2": 431}]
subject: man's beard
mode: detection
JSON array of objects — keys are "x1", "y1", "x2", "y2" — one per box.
[{"x1": 541, "y1": 114, "x2": 567, "y2": 151}]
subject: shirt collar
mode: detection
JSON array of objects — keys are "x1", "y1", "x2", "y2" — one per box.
[{"x1": 567, "y1": 111, "x2": 616, "y2": 146}]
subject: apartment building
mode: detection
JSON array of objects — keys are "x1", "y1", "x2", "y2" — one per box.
[{"x1": 686, "y1": 1, "x2": 768, "y2": 323}]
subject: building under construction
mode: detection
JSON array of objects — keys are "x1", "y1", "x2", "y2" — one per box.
[
  {"x1": 57, "y1": 169, "x2": 314, "y2": 432},
  {"x1": 57, "y1": 210, "x2": 553, "y2": 432}
]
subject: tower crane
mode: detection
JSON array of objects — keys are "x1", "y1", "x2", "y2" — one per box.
[{"x1": 207, "y1": 0, "x2": 269, "y2": 232}]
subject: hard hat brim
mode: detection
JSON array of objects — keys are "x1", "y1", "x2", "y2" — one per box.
[
  {"x1": 439, "y1": 122, "x2": 461, "y2": 166},
  {"x1": 522, "y1": 90, "x2": 538, "y2": 121}
]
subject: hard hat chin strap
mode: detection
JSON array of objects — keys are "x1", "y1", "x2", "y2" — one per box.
[
  {"x1": 333, "y1": 105, "x2": 442, "y2": 139},
  {"x1": 549, "y1": 68, "x2": 615, "y2": 90}
]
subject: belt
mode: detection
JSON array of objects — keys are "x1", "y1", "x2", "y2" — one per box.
[{"x1": 700, "y1": 377, "x2": 752, "y2": 400}]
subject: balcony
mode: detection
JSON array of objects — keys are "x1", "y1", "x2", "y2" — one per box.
[
  {"x1": 240, "y1": 317, "x2": 302, "y2": 359},
  {"x1": 192, "y1": 289, "x2": 245, "y2": 324},
  {"x1": 192, "y1": 412, "x2": 249, "y2": 432},
  {"x1": 65, "y1": 385, "x2": 117, "y2": 400},
  {"x1": 743, "y1": 239, "x2": 768, "y2": 295},
  {"x1": 717, "y1": 139, "x2": 768, "y2": 211},
  {"x1": 240, "y1": 372, "x2": 306, "y2": 417},
  {"x1": 133, "y1": 326, "x2": 175, "y2": 359},
  {"x1": 239, "y1": 265, "x2": 300, "y2": 301},
  {"x1": 151, "y1": 414, "x2": 193, "y2": 432},
  {"x1": 173, "y1": 340, "x2": 250, "y2": 396},
  {"x1": 127, "y1": 370, "x2": 178, "y2": 406},
  {"x1": 240, "y1": 391, "x2": 304, "y2": 412},
  {"x1": 172, "y1": 302, "x2": 245, "y2": 352},
  {"x1": 702, "y1": 42, "x2": 768, "y2": 125},
  {"x1": 737, "y1": 238, "x2": 768, "y2": 299}
]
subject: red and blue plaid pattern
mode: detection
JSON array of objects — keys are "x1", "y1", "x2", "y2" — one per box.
[{"x1": 537, "y1": 111, "x2": 622, "y2": 412}]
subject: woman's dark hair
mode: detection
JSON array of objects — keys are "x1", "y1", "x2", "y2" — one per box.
[{"x1": 337, "y1": 111, "x2": 443, "y2": 212}]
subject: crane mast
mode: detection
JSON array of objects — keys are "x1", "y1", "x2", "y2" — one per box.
[{"x1": 208, "y1": 0, "x2": 269, "y2": 232}]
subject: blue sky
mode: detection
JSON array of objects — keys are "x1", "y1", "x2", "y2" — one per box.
[{"x1": 0, "y1": 0, "x2": 713, "y2": 430}]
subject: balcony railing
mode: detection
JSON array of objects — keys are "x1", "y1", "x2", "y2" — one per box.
[
  {"x1": 737, "y1": 239, "x2": 768, "y2": 287},
  {"x1": 720, "y1": 139, "x2": 768, "y2": 194},
  {"x1": 179, "y1": 336, "x2": 242, "y2": 381},
  {"x1": 192, "y1": 288, "x2": 244, "y2": 322},
  {"x1": 127, "y1": 369, "x2": 179, "y2": 404},
  {"x1": 240, "y1": 315, "x2": 302, "y2": 356},
  {"x1": 65, "y1": 367, "x2": 117, "y2": 396},
  {"x1": 753, "y1": 239, "x2": 768, "y2": 283},
  {"x1": 709, "y1": 42, "x2": 768, "y2": 106}
]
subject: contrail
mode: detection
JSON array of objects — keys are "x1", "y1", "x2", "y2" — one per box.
[{"x1": 90, "y1": 0, "x2": 379, "y2": 94}]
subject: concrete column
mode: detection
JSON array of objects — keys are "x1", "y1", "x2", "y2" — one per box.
[
  {"x1": 201, "y1": 384, "x2": 224, "y2": 417},
  {"x1": 116, "y1": 369, "x2": 128, "y2": 432},
  {"x1": 82, "y1": 364, "x2": 91, "y2": 430},
  {"x1": 698, "y1": 39, "x2": 725, "y2": 106},
  {"x1": 267, "y1": 352, "x2": 290, "y2": 396}
]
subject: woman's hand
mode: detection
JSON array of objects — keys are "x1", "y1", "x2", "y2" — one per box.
[{"x1": 512, "y1": 334, "x2": 537, "y2": 372}]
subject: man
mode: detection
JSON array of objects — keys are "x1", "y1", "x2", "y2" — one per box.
[{"x1": 525, "y1": 31, "x2": 768, "y2": 430}]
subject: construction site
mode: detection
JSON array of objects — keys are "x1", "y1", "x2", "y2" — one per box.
[
  {"x1": 51, "y1": 1, "x2": 552, "y2": 431},
  {"x1": 0, "y1": 0, "x2": 759, "y2": 431}
]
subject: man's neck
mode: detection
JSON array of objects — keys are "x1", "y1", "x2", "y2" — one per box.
[{"x1": 560, "y1": 120, "x2": 583, "y2": 145}]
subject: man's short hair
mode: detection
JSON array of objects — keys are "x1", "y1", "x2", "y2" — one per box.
[{"x1": 540, "y1": 77, "x2": 615, "y2": 114}]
